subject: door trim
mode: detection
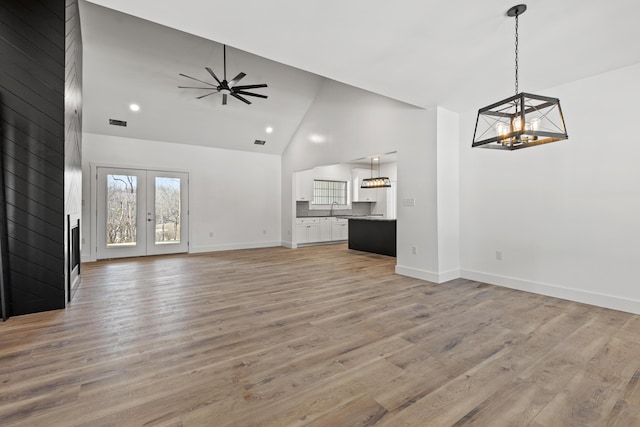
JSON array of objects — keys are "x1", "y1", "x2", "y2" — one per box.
[{"x1": 88, "y1": 162, "x2": 191, "y2": 262}]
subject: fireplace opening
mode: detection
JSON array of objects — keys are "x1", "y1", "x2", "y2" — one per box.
[{"x1": 68, "y1": 214, "x2": 81, "y2": 301}]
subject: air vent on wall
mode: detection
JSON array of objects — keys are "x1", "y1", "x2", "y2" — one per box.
[
  {"x1": 109, "y1": 119, "x2": 127, "y2": 127},
  {"x1": 254, "y1": 140, "x2": 266, "y2": 145}
]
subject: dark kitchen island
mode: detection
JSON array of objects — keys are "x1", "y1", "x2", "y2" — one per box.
[{"x1": 348, "y1": 217, "x2": 397, "y2": 257}]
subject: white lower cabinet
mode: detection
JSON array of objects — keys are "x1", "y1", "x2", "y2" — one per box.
[
  {"x1": 296, "y1": 218, "x2": 320, "y2": 244},
  {"x1": 331, "y1": 218, "x2": 348, "y2": 240},
  {"x1": 296, "y1": 217, "x2": 349, "y2": 244},
  {"x1": 319, "y1": 217, "x2": 332, "y2": 242}
]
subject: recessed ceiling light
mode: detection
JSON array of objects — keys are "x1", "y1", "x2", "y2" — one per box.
[
  {"x1": 265, "y1": 126, "x2": 273, "y2": 134},
  {"x1": 309, "y1": 134, "x2": 326, "y2": 143},
  {"x1": 129, "y1": 104, "x2": 140, "y2": 112}
]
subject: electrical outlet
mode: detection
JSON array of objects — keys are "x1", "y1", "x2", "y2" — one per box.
[
  {"x1": 412, "y1": 246, "x2": 417, "y2": 255},
  {"x1": 496, "y1": 250, "x2": 502, "y2": 261},
  {"x1": 262, "y1": 229, "x2": 267, "y2": 235},
  {"x1": 209, "y1": 232, "x2": 214, "y2": 238}
]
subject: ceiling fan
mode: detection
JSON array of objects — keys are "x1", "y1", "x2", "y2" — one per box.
[{"x1": 178, "y1": 45, "x2": 268, "y2": 105}]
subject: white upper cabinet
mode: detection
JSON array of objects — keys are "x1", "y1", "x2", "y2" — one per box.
[
  {"x1": 351, "y1": 168, "x2": 378, "y2": 202},
  {"x1": 295, "y1": 169, "x2": 314, "y2": 201}
]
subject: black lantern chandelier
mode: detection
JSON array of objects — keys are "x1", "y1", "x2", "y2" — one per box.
[
  {"x1": 472, "y1": 4, "x2": 568, "y2": 150},
  {"x1": 361, "y1": 157, "x2": 391, "y2": 188}
]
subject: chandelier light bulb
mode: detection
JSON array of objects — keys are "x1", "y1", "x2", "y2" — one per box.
[{"x1": 512, "y1": 116, "x2": 523, "y2": 132}]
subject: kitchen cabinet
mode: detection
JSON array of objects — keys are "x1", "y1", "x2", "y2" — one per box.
[
  {"x1": 296, "y1": 217, "x2": 320, "y2": 244},
  {"x1": 351, "y1": 168, "x2": 378, "y2": 202},
  {"x1": 331, "y1": 218, "x2": 349, "y2": 240},
  {"x1": 295, "y1": 169, "x2": 314, "y2": 202},
  {"x1": 296, "y1": 217, "x2": 348, "y2": 244},
  {"x1": 319, "y1": 217, "x2": 332, "y2": 242}
]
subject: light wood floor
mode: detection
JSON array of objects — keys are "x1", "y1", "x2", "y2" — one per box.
[{"x1": 1, "y1": 244, "x2": 640, "y2": 426}]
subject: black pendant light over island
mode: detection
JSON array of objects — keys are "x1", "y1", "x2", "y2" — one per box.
[
  {"x1": 472, "y1": 4, "x2": 568, "y2": 150},
  {"x1": 361, "y1": 157, "x2": 391, "y2": 188}
]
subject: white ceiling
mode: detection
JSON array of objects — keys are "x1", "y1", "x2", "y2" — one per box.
[
  {"x1": 79, "y1": 2, "x2": 326, "y2": 155},
  {"x1": 81, "y1": 0, "x2": 640, "y2": 155}
]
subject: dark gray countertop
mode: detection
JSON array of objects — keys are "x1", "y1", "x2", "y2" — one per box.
[
  {"x1": 348, "y1": 216, "x2": 396, "y2": 221},
  {"x1": 296, "y1": 214, "x2": 378, "y2": 218}
]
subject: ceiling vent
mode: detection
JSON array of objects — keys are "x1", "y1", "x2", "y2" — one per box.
[
  {"x1": 254, "y1": 140, "x2": 266, "y2": 145},
  {"x1": 109, "y1": 119, "x2": 127, "y2": 127}
]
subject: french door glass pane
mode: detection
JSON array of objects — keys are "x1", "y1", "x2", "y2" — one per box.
[
  {"x1": 155, "y1": 177, "x2": 181, "y2": 244},
  {"x1": 106, "y1": 174, "x2": 137, "y2": 247}
]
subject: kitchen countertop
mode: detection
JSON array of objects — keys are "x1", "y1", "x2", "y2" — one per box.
[
  {"x1": 296, "y1": 215, "x2": 396, "y2": 221},
  {"x1": 296, "y1": 214, "x2": 379, "y2": 218},
  {"x1": 347, "y1": 216, "x2": 396, "y2": 221}
]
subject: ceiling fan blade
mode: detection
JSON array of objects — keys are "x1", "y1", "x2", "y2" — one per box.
[
  {"x1": 205, "y1": 67, "x2": 222, "y2": 85},
  {"x1": 232, "y1": 83, "x2": 268, "y2": 90},
  {"x1": 228, "y1": 72, "x2": 246, "y2": 87},
  {"x1": 231, "y1": 92, "x2": 251, "y2": 105},
  {"x1": 179, "y1": 73, "x2": 216, "y2": 87},
  {"x1": 235, "y1": 90, "x2": 268, "y2": 99},
  {"x1": 222, "y1": 93, "x2": 227, "y2": 105},
  {"x1": 196, "y1": 92, "x2": 217, "y2": 99},
  {"x1": 179, "y1": 86, "x2": 217, "y2": 89}
]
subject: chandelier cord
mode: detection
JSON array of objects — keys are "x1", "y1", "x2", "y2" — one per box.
[{"x1": 514, "y1": 13, "x2": 519, "y2": 95}]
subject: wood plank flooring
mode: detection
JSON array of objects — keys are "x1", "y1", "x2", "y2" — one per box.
[{"x1": 1, "y1": 244, "x2": 640, "y2": 426}]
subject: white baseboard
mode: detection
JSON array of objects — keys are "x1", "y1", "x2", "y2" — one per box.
[
  {"x1": 461, "y1": 269, "x2": 640, "y2": 315},
  {"x1": 281, "y1": 240, "x2": 295, "y2": 249},
  {"x1": 438, "y1": 268, "x2": 461, "y2": 283},
  {"x1": 395, "y1": 265, "x2": 461, "y2": 284},
  {"x1": 190, "y1": 241, "x2": 282, "y2": 254},
  {"x1": 81, "y1": 255, "x2": 96, "y2": 263}
]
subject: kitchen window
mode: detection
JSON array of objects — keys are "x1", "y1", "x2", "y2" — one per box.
[{"x1": 313, "y1": 180, "x2": 347, "y2": 205}]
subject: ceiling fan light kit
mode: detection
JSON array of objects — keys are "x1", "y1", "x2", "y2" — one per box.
[
  {"x1": 472, "y1": 4, "x2": 568, "y2": 150},
  {"x1": 178, "y1": 45, "x2": 268, "y2": 106}
]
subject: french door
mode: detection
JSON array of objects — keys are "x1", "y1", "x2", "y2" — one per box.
[{"x1": 96, "y1": 167, "x2": 189, "y2": 259}]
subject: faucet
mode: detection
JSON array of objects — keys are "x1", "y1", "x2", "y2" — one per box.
[{"x1": 330, "y1": 201, "x2": 339, "y2": 217}]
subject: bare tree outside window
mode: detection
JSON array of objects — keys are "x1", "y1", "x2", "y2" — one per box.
[
  {"x1": 155, "y1": 177, "x2": 181, "y2": 243},
  {"x1": 106, "y1": 174, "x2": 137, "y2": 246}
]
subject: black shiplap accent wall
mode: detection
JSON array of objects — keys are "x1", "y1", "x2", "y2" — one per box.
[
  {"x1": 0, "y1": 0, "x2": 76, "y2": 316},
  {"x1": 65, "y1": 0, "x2": 82, "y2": 301}
]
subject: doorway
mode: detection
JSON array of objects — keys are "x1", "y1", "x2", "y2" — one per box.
[{"x1": 96, "y1": 167, "x2": 189, "y2": 259}]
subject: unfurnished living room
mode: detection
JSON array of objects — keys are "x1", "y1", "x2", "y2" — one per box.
[{"x1": 1, "y1": 1, "x2": 640, "y2": 426}]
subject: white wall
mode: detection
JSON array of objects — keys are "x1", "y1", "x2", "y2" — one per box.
[
  {"x1": 459, "y1": 63, "x2": 640, "y2": 314},
  {"x1": 82, "y1": 133, "x2": 281, "y2": 261},
  {"x1": 436, "y1": 107, "x2": 460, "y2": 281},
  {"x1": 282, "y1": 79, "x2": 457, "y2": 282}
]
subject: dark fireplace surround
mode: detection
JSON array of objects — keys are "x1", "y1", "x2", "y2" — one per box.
[
  {"x1": 0, "y1": 0, "x2": 83, "y2": 319},
  {"x1": 68, "y1": 213, "x2": 81, "y2": 301}
]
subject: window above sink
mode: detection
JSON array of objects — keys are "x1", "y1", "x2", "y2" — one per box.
[{"x1": 312, "y1": 179, "x2": 347, "y2": 206}]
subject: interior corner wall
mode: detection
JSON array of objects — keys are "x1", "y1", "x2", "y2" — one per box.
[
  {"x1": 0, "y1": 0, "x2": 67, "y2": 316},
  {"x1": 436, "y1": 106, "x2": 460, "y2": 281},
  {"x1": 459, "y1": 63, "x2": 640, "y2": 314},
  {"x1": 281, "y1": 79, "x2": 442, "y2": 281},
  {"x1": 81, "y1": 133, "x2": 281, "y2": 261}
]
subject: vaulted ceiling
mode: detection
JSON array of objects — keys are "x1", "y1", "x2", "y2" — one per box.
[{"x1": 81, "y1": 0, "x2": 640, "y2": 155}]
